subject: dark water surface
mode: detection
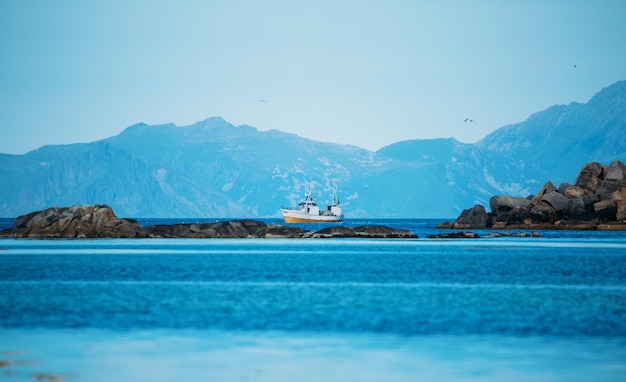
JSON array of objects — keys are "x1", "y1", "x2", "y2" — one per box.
[{"x1": 1, "y1": 219, "x2": 625, "y2": 381}]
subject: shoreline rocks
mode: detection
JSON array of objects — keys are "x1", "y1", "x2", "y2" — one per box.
[
  {"x1": 0, "y1": 205, "x2": 417, "y2": 239},
  {"x1": 427, "y1": 232, "x2": 480, "y2": 239},
  {"x1": 440, "y1": 160, "x2": 626, "y2": 230},
  {"x1": 310, "y1": 225, "x2": 417, "y2": 239}
]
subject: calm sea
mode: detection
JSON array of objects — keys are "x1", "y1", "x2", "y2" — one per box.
[{"x1": 1, "y1": 218, "x2": 625, "y2": 381}]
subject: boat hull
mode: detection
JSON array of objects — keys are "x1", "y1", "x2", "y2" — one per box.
[{"x1": 281, "y1": 209, "x2": 343, "y2": 223}]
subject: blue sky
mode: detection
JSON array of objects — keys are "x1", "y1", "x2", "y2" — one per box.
[{"x1": 1, "y1": 0, "x2": 625, "y2": 154}]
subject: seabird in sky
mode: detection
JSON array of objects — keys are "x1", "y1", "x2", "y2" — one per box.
[{"x1": 464, "y1": 118, "x2": 474, "y2": 123}]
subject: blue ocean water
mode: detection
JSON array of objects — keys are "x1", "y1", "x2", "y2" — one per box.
[{"x1": 1, "y1": 219, "x2": 625, "y2": 381}]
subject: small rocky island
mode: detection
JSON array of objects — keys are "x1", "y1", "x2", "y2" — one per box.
[
  {"x1": 0, "y1": 205, "x2": 417, "y2": 239},
  {"x1": 440, "y1": 160, "x2": 626, "y2": 230}
]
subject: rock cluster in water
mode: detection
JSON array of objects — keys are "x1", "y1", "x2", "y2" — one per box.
[
  {"x1": 0, "y1": 204, "x2": 417, "y2": 239},
  {"x1": 440, "y1": 160, "x2": 626, "y2": 230}
]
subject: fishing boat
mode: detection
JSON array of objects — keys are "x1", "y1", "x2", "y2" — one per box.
[{"x1": 281, "y1": 187, "x2": 343, "y2": 223}]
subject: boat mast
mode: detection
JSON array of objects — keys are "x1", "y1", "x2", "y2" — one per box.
[{"x1": 332, "y1": 186, "x2": 340, "y2": 206}]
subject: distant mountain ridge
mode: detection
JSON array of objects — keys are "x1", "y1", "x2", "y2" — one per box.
[{"x1": 1, "y1": 81, "x2": 625, "y2": 218}]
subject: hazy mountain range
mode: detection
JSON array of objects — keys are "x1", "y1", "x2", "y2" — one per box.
[{"x1": 2, "y1": 81, "x2": 625, "y2": 219}]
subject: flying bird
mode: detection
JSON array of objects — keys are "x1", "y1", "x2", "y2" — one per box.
[
  {"x1": 464, "y1": 118, "x2": 474, "y2": 123},
  {"x1": 259, "y1": 99, "x2": 268, "y2": 103}
]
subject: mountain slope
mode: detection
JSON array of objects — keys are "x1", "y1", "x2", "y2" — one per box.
[
  {"x1": 476, "y1": 80, "x2": 626, "y2": 186},
  {"x1": 1, "y1": 81, "x2": 625, "y2": 218}
]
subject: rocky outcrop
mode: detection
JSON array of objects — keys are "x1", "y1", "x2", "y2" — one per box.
[
  {"x1": 310, "y1": 225, "x2": 417, "y2": 238},
  {"x1": 484, "y1": 231, "x2": 540, "y2": 238},
  {"x1": 264, "y1": 224, "x2": 313, "y2": 238},
  {"x1": 489, "y1": 195, "x2": 532, "y2": 216},
  {"x1": 7, "y1": 205, "x2": 147, "y2": 238},
  {"x1": 427, "y1": 232, "x2": 480, "y2": 239},
  {"x1": 450, "y1": 205, "x2": 489, "y2": 229},
  {"x1": 145, "y1": 220, "x2": 270, "y2": 238},
  {"x1": 618, "y1": 188, "x2": 626, "y2": 221},
  {"x1": 542, "y1": 191, "x2": 569, "y2": 213},
  {"x1": 145, "y1": 220, "x2": 313, "y2": 238},
  {"x1": 574, "y1": 162, "x2": 604, "y2": 191},
  {"x1": 0, "y1": 205, "x2": 418, "y2": 239},
  {"x1": 442, "y1": 161, "x2": 626, "y2": 230}
]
